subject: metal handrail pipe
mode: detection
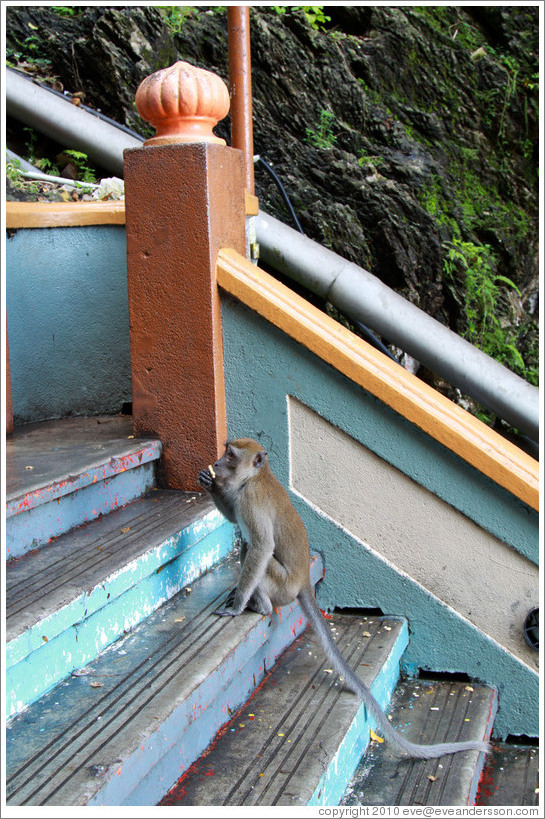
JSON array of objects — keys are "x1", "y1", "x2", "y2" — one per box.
[
  {"x1": 6, "y1": 69, "x2": 142, "y2": 176},
  {"x1": 255, "y1": 211, "x2": 539, "y2": 442},
  {"x1": 7, "y1": 67, "x2": 538, "y2": 441}
]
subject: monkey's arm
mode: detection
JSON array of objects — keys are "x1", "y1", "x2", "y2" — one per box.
[{"x1": 197, "y1": 468, "x2": 237, "y2": 523}]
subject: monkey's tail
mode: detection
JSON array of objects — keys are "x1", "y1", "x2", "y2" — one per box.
[{"x1": 297, "y1": 588, "x2": 491, "y2": 760}]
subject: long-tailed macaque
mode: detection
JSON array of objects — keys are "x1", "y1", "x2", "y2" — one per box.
[{"x1": 198, "y1": 438, "x2": 490, "y2": 759}]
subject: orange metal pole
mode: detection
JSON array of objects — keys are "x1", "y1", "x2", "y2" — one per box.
[{"x1": 227, "y1": 5, "x2": 255, "y2": 196}]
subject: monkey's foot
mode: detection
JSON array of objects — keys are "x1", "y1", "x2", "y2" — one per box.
[
  {"x1": 214, "y1": 588, "x2": 239, "y2": 616},
  {"x1": 213, "y1": 606, "x2": 238, "y2": 617}
]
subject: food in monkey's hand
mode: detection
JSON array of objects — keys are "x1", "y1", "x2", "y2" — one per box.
[{"x1": 208, "y1": 464, "x2": 216, "y2": 479}]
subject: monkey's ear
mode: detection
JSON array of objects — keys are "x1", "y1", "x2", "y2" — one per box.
[{"x1": 253, "y1": 451, "x2": 268, "y2": 469}]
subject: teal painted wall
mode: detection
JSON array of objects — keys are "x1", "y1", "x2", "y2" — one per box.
[
  {"x1": 7, "y1": 226, "x2": 131, "y2": 424},
  {"x1": 220, "y1": 293, "x2": 539, "y2": 739}
]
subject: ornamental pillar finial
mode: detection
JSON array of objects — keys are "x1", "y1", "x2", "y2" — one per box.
[{"x1": 135, "y1": 61, "x2": 230, "y2": 146}]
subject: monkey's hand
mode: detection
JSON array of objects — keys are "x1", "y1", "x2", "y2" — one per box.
[
  {"x1": 197, "y1": 468, "x2": 214, "y2": 491},
  {"x1": 214, "y1": 588, "x2": 243, "y2": 617}
]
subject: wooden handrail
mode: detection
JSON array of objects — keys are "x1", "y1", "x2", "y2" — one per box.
[
  {"x1": 6, "y1": 201, "x2": 125, "y2": 228},
  {"x1": 5, "y1": 197, "x2": 258, "y2": 226},
  {"x1": 216, "y1": 247, "x2": 539, "y2": 511}
]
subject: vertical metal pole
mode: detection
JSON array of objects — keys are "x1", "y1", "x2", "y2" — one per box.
[{"x1": 227, "y1": 6, "x2": 255, "y2": 196}]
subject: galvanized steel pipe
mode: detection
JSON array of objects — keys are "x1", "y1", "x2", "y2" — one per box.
[
  {"x1": 6, "y1": 68, "x2": 142, "y2": 176},
  {"x1": 255, "y1": 211, "x2": 539, "y2": 442},
  {"x1": 7, "y1": 68, "x2": 538, "y2": 441}
]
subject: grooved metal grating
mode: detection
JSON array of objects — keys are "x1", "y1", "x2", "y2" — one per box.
[
  {"x1": 160, "y1": 613, "x2": 406, "y2": 807},
  {"x1": 6, "y1": 556, "x2": 241, "y2": 805},
  {"x1": 6, "y1": 491, "x2": 211, "y2": 641},
  {"x1": 341, "y1": 678, "x2": 497, "y2": 806}
]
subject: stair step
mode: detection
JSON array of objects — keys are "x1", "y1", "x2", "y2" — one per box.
[
  {"x1": 6, "y1": 415, "x2": 161, "y2": 559},
  {"x1": 6, "y1": 491, "x2": 233, "y2": 718},
  {"x1": 160, "y1": 612, "x2": 409, "y2": 807},
  {"x1": 5, "y1": 553, "x2": 323, "y2": 807},
  {"x1": 341, "y1": 678, "x2": 497, "y2": 807},
  {"x1": 476, "y1": 743, "x2": 539, "y2": 806}
]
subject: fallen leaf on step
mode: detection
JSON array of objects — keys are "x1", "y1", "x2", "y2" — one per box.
[
  {"x1": 90, "y1": 682, "x2": 104, "y2": 688},
  {"x1": 370, "y1": 729, "x2": 384, "y2": 743},
  {"x1": 120, "y1": 527, "x2": 130, "y2": 533},
  {"x1": 428, "y1": 775, "x2": 438, "y2": 782},
  {"x1": 174, "y1": 617, "x2": 185, "y2": 622}
]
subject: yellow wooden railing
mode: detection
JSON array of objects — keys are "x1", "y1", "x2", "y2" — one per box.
[{"x1": 216, "y1": 248, "x2": 539, "y2": 512}]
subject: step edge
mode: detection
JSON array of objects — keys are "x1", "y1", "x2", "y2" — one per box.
[
  {"x1": 6, "y1": 440, "x2": 162, "y2": 516},
  {"x1": 7, "y1": 557, "x2": 323, "y2": 806},
  {"x1": 6, "y1": 504, "x2": 230, "y2": 666},
  {"x1": 308, "y1": 618, "x2": 410, "y2": 806},
  {"x1": 466, "y1": 687, "x2": 499, "y2": 806}
]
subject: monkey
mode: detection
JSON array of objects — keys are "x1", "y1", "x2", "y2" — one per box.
[{"x1": 198, "y1": 438, "x2": 491, "y2": 760}]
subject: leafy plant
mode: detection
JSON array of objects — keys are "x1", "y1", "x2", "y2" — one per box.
[
  {"x1": 306, "y1": 109, "x2": 337, "y2": 149},
  {"x1": 443, "y1": 239, "x2": 526, "y2": 375},
  {"x1": 6, "y1": 156, "x2": 40, "y2": 194},
  {"x1": 6, "y1": 156, "x2": 24, "y2": 189},
  {"x1": 158, "y1": 6, "x2": 194, "y2": 34},
  {"x1": 63, "y1": 149, "x2": 97, "y2": 183},
  {"x1": 50, "y1": 6, "x2": 81, "y2": 16},
  {"x1": 273, "y1": 6, "x2": 330, "y2": 31},
  {"x1": 358, "y1": 149, "x2": 385, "y2": 170}
]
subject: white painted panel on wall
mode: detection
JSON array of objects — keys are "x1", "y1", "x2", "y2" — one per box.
[{"x1": 288, "y1": 396, "x2": 537, "y2": 669}]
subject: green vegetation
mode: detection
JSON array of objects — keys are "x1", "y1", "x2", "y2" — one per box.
[
  {"x1": 306, "y1": 109, "x2": 337, "y2": 149},
  {"x1": 158, "y1": 6, "x2": 195, "y2": 34},
  {"x1": 6, "y1": 21, "x2": 52, "y2": 69},
  {"x1": 357, "y1": 149, "x2": 385, "y2": 170},
  {"x1": 442, "y1": 239, "x2": 530, "y2": 380},
  {"x1": 6, "y1": 155, "x2": 41, "y2": 195},
  {"x1": 272, "y1": 6, "x2": 331, "y2": 31},
  {"x1": 50, "y1": 6, "x2": 81, "y2": 16},
  {"x1": 62, "y1": 150, "x2": 97, "y2": 183}
]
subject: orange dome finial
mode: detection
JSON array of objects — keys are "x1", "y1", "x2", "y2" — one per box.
[{"x1": 135, "y1": 61, "x2": 230, "y2": 146}]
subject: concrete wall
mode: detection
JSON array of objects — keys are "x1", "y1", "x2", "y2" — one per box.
[
  {"x1": 220, "y1": 293, "x2": 539, "y2": 739},
  {"x1": 6, "y1": 226, "x2": 131, "y2": 424}
]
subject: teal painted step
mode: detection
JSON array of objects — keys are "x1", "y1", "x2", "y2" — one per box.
[
  {"x1": 6, "y1": 415, "x2": 161, "y2": 559},
  {"x1": 6, "y1": 491, "x2": 234, "y2": 718},
  {"x1": 6, "y1": 553, "x2": 323, "y2": 807},
  {"x1": 160, "y1": 613, "x2": 409, "y2": 807}
]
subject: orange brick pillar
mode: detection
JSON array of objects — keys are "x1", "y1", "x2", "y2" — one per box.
[{"x1": 124, "y1": 61, "x2": 246, "y2": 490}]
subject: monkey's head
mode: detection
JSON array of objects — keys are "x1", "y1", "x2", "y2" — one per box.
[{"x1": 213, "y1": 438, "x2": 268, "y2": 487}]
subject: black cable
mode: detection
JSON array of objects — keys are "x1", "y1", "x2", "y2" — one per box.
[
  {"x1": 255, "y1": 154, "x2": 400, "y2": 364},
  {"x1": 255, "y1": 156, "x2": 304, "y2": 234}
]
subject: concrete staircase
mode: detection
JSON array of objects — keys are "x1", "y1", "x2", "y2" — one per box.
[{"x1": 5, "y1": 416, "x2": 496, "y2": 807}]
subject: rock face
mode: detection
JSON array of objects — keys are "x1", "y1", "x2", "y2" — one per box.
[{"x1": 6, "y1": 5, "x2": 539, "y2": 391}]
